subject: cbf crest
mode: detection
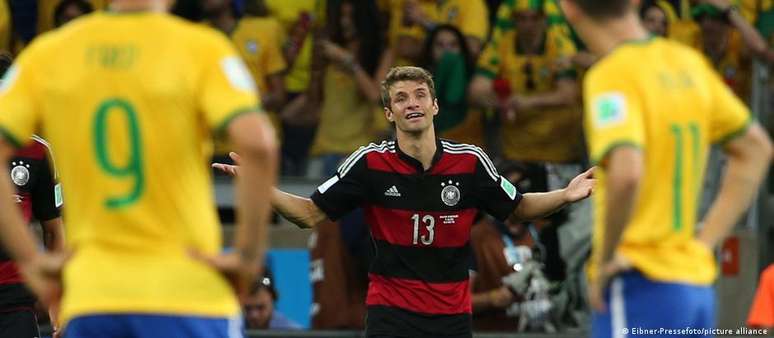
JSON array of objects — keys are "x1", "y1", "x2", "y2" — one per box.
[
  {"x1": 440, "y1": 180, "x2": 461, "y2": 207},
  {"x1": 10, "y1": 160, "x2": 30, "y2": 186}
]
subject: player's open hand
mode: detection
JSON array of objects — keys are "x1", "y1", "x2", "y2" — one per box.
[
  {"x1": 212, "y1": 152, "x2": 242, "y2": 177},
  {"x1": 189, "y1": 249, "x2": 260, "y2": 300},
  {"x1": 588, "y1": 254, "x2": 632, "y2": 313},
  {"x1": 19, "y1": 251, "x2": 69, "y2": 307},
  {"x1": 563, "y1": 167, "x2": 596, "y2": 203}
]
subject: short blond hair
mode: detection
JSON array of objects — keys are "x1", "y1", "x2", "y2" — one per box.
[{"x1": 380, "y1": 66, "x2": 436, "y2": 107}]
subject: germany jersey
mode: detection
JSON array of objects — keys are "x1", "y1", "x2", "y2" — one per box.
[
  {"x1": 0, "y1": 137, "x2": 60, "y2": 309},
  {"x1": 311, "y1": 139, "x2": 522, "y2": 337}
]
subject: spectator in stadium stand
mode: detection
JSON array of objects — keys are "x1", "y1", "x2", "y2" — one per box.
[
  {"x1": 385, "y1": 0, "x2": 489, "y2": 65},
  {"x1": 420, "y1": 24, "x2": 484, "y2": 147},
  {"x1": 0, "y1": 53, "x2": 65, "y2": 338},
  {"x1": 693, "y1": 0, "x2": 771, "y2": 99},
  {"x1": 469, "y1": 0, "x2": 585, "y2": 282},
  {"x1": 53, "y1": 0, "x2": 94, "y2": 28},
  {"x1": 308, "y1": 0, "x2": 387, "y2": 177},
  {"x1": 640, "y1": 0, "x2": 677, "y2": 37},
  {"x1": 263, "y1": 0, "x2": 321, "y2": 177},
  {"x1": 205, "y1": 0, "x2": 286, "y2": 113},
  {"x1": 243, "y1": 270, "x2": 302, "y2": 330},
  {"x1": 214, "y1": 65, "x2": 596, "y2": 338},
  {"x1": 470, "y1": 0, "x2": 582, "y2": 169},
  {"x1": 304, "y1": 3, "x2": 386, "y2": 324}
]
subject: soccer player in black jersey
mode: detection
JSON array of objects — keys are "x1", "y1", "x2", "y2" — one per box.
[{"x1": 215, "y1": 66, "x2": 595, "y2": 337}]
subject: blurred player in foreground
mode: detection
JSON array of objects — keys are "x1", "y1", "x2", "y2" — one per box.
[
  {"x1": 0, "y1": 0, "x2": 278, "y2": 337},
  {"x1": 558, "y1": 0, "x2": 773, "y2": 337},
  {"x1": 215, "y1": 65, "x2": 595, "y2": 337}
]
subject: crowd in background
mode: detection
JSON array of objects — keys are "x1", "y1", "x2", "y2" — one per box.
[{"x1": 1, "y1": 0, "x2": 773, "y2": 333}]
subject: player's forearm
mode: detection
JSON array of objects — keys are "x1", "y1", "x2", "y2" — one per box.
[
  {"x1": 232, "y1": 120, "x2": 279, "y2": 266},
  {"x1": 509, "y1": 190, "x2": 568, "y2": 222},
  {"x1": 41, "y1": 218, "x2": 65, "y2": 252},
  {"x1": 271, "y1": 188, "x2": 327, "y2": 229},
  {"x1": 698, "y1": 132, "x2": 772, "y2": 248}
]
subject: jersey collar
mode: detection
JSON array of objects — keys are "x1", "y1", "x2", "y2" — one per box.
[{"x1": 394, "y1": 138, "x2": 444, "y2": 174}]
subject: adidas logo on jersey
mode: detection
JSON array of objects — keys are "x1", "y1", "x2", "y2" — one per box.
[{"x1": 384, "y1": 186, "x2": 401, "y2": 197}]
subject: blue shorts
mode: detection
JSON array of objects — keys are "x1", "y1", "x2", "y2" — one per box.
[
  {"x1": 592, "y1": 271, "x2": 714, "y2": 338},
  {"x1": 64, "y1": 313, "x2": 243, "y2": 338}
]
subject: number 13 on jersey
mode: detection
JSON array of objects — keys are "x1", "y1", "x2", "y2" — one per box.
[{"x1": 412, "y1": 213, "x2": 435, "y2": 245}]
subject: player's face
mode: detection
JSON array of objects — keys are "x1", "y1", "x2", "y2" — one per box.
[
  {"x1": 243, "y1": 288, "x2": 274, "y2": 330},
  {"x1": 642, "y1": 7, "x2": 667, "y2": 37},
  {"x1": 432, "y1": 30, "x2": 462, "y2": 61},
  {"x1": 385, "y1": 80, "x2": 439, "y2": 134}
]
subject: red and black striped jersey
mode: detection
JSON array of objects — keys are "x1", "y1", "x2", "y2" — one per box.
[
  {"x1": 311, "y1": 139, "x2": 522, "y2": 337},
  {"x1": 0, "y1": 137, "x2": 60, "y2": 308}
]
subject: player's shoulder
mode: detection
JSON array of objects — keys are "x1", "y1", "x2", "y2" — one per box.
[
  {"x1": 337, "y1": 140, "x2": 396, "y2": 176},
  {"x1": 18, "y1": 13, "x2": 100, "y2": 60},
  {"x1": 440, "y1": 139, "x2": 489, "y2": 158},
  {"x1": 440, "y1": 139, "x2": 499, "y2": 179},
  {"x1": 13, "y1": 136, "x2": 49, "y2": 159}
]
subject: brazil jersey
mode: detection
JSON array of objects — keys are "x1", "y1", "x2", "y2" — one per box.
[
  {"x1": 584, "y1": 37, "x2": 750, "y2": 285},
  {"x1": 0, "y1": 12, "x2": 259, "y2": 325}
]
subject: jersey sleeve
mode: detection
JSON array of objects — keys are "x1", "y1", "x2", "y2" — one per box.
[
  {"x1": 310, "y1": 151, "x2": 368, "y2": 221},
  {"x1": 30, "y1": 152, "x2": 60, "y2": 222},
  {"x1": 197, "y1": 32, "x2": 261, "y2": 135},
  {"x1": 583, "y1": 63, "x2": 646, "y2": 165},
  {"x1": 472, "y1": 149, "x2": 522, "y2": 221},
  {"x1": 703, "y1": 60, "x2": 751, "y2": 144},
  {"x1": 0, "y1": 52, "x2": 41, "y2": 148}
]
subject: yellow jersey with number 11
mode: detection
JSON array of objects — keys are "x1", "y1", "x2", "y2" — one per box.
[
  {"x1": 0, "y1": 12, "x2": 259, "y2": 325},
  {"x1": 584, "y1": 37, "x2": 750, "y2": 286}
]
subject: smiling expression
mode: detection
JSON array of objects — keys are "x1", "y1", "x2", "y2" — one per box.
[{"x1": 384, "y1": 80, "x2": 439, "y2": 134}]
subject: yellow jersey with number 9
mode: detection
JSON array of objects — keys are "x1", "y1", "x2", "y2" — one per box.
[
  {"x1": 0, "y1": 12, "x2": 259, "y2": 325},
  {"x1": 584, "y1": 37, "x2": 750, "y2": 286}
]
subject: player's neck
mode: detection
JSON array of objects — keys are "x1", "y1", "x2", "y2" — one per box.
[
  {"x1": 589, "y1": 15, "x2": 651, "y2": 56},
  {"x1": 396, "y1": 127, "x2": 437, "y2": 171},
  {"x1": 110, "y1": 0, "x2": 168, "y2": 13}
]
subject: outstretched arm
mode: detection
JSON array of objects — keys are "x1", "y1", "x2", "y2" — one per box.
[
  {"x1": 214, "y1": 152, "x2": 328, "y2": 229},
  {"x1": 508, "y1": 167, "x2": 595, "y2": 223},
  {"x1": 271, "y1": 188, "x2": 328, "y2": 229}
]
